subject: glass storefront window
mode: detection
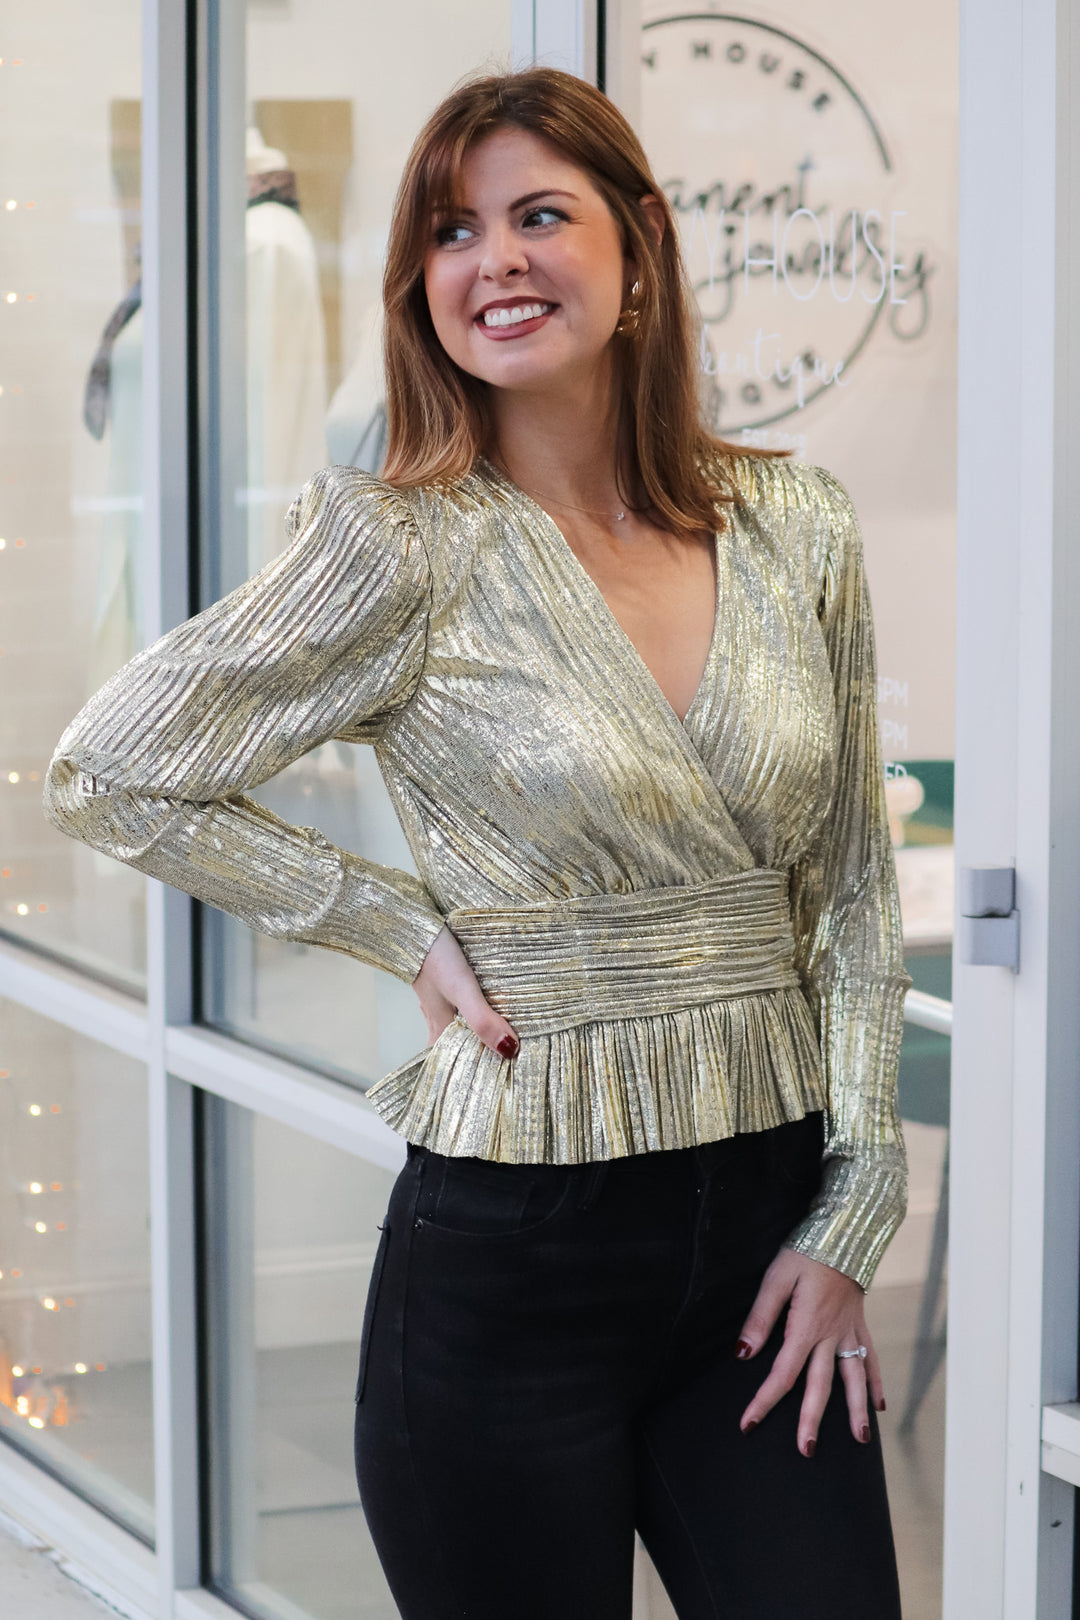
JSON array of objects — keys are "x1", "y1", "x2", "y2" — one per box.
[
  {"x1": 0, "y1": 4, "x2": 146, "y2": 992},
  {"x1": 202, "y1": 1096, "x2": 398, "y2": 1620},
  {"x1": 200, "y1": 0, "x2": 514, "y2": 1085},
  {"x1": 639, "y1": 8, "x2": 957, "y2": 1615},
  {"x1": 0, "y1": 998, "x2": 153, "y2": 1541}
]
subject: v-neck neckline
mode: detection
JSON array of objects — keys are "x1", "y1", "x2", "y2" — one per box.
[{"x1": 478, "y1": 456, "x2": 722, "y2": 739}]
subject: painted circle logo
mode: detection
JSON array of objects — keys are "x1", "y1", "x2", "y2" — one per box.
[{"x1": 641, "y1": 13, "x2": 932, "y2": 435}]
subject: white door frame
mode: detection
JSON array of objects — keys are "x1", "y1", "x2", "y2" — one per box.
[{"x1": 951, "y1": 0, "x2": 1080, "y2": 1614}]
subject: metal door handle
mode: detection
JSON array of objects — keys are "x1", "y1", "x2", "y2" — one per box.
[{"x1": 957, "y1": 866, "x2": 1020, "y2": 971}]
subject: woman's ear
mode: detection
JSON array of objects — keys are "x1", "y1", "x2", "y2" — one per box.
[{"x1": 638, "y1": 193, "x2": 666, "y2": 251}]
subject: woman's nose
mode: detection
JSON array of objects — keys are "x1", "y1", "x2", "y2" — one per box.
[{"x1": 477, "y1": 226, "x2": 528, "y2": 283}]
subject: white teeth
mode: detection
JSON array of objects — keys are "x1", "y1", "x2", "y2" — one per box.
[{"x1": 482, "y1": 302, "x2": 551, "y2": 327}]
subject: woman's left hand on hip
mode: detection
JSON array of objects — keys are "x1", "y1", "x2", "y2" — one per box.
[{"x1": 732, "y1": 1247, "x2": 884, "y2": 1456}]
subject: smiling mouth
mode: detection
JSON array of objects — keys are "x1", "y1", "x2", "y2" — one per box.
[{"x1": 476, "y1": 301, "x2": 557, "y2": 330}]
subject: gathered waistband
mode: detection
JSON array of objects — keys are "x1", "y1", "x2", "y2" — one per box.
[{"x1": 446, "y1": 867, "x2": 801, "y2": 1038}]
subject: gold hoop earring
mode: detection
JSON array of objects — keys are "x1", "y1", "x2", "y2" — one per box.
[{"x1": 615, "y1": 279, "x2": 643, "y2": 337}]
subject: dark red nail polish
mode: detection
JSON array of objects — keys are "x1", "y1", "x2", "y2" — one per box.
[
  {"x1": 734, "y1": 1339, "x2": 753, "y2": 1360},
  {"x1": 496, "y1": 1034, "x2": 519, "y2": 1060},
  {"x1": 860, "y1": 1424, "x2": 870, "y2": 1444},
  {"x1": 804, "y1": 1439, "x2": 816, "y2": 1458},
  {"x1": 876, "y1": 1398, "x2": 887, "y2": 1413},
  {"x1": 742, "y1": 1420, "x2": 758, "y2": 1434}
]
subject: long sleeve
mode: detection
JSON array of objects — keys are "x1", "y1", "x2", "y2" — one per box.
[
  {"x1": 783, "y1": 466, "x2": 911, "y2": 1291},
  {"x1": 42, "y1": 465, "x2": 446, "y2": 983}
]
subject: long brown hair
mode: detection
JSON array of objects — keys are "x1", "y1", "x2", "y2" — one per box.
[{"x1": 381, "y1": 67, "x2": 779, "y2": 536}]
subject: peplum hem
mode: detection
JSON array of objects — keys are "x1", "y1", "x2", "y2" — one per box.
[{"x1": 363, "y1": 985, "x2": 826, "y2": 1164}]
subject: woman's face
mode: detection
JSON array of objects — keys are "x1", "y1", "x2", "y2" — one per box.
[{"x1": 422, "y1": 126, "x2": 633, "y2": 396}]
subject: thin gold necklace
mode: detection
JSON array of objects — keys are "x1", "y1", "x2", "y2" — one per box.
[
  {"x1": 524, "y1": 485, "x2": 628, "y2": 523},
  {"x1": 488, "y1": 453, "x2": 630, "y2": 523}
]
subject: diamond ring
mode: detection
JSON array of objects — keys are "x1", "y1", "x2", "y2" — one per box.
[{"x1": 836, "y1": 1345, "x2": 868, "y2": 1360}]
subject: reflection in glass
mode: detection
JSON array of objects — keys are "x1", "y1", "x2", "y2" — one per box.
[
  {"x1": 0, "y1": 998, "x2": 153, "y2": 1540},
  {"x1": 200, "y1": 0, "x2": 513, "y2": 1083},
  {"x1": 203, "y1": 1097, "x2": 398, "y2": 1620},
  {"x1": 0, "y1": 4, "x2": 146, "y2": 990},
  {"x1": 639, "y1": 6, "x2": 957, "y2": 1614}
]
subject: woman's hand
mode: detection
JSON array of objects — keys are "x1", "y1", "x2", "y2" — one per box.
[
  {"x1": 412, "y1": 925, "x2": 520, "y2": 1060},
  {"x1": 734, "y1": 1247, "x2": 884, "y2": 1456}
]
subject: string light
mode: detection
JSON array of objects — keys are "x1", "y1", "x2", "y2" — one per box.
[
  {"x1": 74, "y1": 1364, "x2": 86, "y2": 1375},
  {"x1": 5, "y1": 293, "x2": 16, "y2": 304},
  {"x1": 4, "y1": 201, "x2": 14, "y2": 211},
  {"x1": 28, "y1": 1417, "x2": 43, "y2": 1429},
  {"x1": 42, "y1": 1298, "x2": 56, "y2": 1311},
  {"x1": 28, "y1": 1182, "x2": 41, "y2": 1194},
  {"x1": 8, "y1": 772, "x2": 19, "y2": 783},
  {"x1": 28, "y1": 1105, "x2": 40, "y2": 1115},
  {"x1": 34, "y1": 1222, "x2": 46, "y2": 1234},
  {"x1": 15, "y1": 904, "x2": 28, "y2": 916},
  {"x1": 12, "y1": 1366, "x2": 23, "y2": 1378}
]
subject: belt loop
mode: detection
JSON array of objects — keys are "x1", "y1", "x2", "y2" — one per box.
[{"x1": 576, "y1": 1160, "x2": 608, "y2": 1212}]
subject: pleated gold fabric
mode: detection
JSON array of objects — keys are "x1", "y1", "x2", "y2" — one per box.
[{"x1": 43, "y1": 449, "x2": 910, "y2": 1290}]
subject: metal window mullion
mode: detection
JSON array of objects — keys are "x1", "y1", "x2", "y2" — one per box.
[
  {"x1": 532, "y1": 0, "x2": 598, "y2": 82},
  {"x1": 142, "y1": 0, "x2": 201, "y2": 1606}
]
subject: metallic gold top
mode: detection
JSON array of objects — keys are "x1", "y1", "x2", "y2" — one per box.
[{"x1": 43, "y1": 451, "x2": 910, "y2": 1290}]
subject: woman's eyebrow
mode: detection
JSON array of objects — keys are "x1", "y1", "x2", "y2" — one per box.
[{"x1": 450, "y1": 188, "x2": 579, "y2": 219}]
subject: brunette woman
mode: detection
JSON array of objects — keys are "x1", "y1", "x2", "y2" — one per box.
[{"x1": 44, "y1": 67, "x2": 908, "y2": 1620}]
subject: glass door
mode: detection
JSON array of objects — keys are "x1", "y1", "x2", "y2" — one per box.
[{"x1": 626, "y1": 8, "x2": 958, "y2": 1614}]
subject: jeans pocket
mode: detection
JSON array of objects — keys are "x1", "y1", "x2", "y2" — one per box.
[
  {"x1": 355, "y1": 1220, "x2": 391, "y2": 1404},
  {"x1": 420, "y1": 1155, "x2": 572, "y2": 1240}
]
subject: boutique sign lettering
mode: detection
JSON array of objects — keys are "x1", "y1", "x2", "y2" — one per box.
[{"x1": 641, "y1": 13, "x2": 935, "y2": 434}]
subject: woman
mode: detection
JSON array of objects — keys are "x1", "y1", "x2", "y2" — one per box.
[{"x1": 44, "y1": 68, "x2": 908, "y2": 1620}]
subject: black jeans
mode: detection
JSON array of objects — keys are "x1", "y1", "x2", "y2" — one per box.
[{"x1": 353, "y1": 1112, "x2": 902, "y2": 1619}]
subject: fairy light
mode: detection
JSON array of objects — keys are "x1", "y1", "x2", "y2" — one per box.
[
  {"x1": 11, "y1": 1366, "x2": 23, "y2": 1379},
  {"x1": 15, "y1": 1397, "x2": 28, "y2": 1416},
  {"x1": 34, "y1": 1222, "x2": 46, "y2": 1234},
  {"x1": 42, "y1": 1298, "x2": 56, "y2": 1311},
  {"x1": 28, "y1": 1105, "x2": 40, "y2": 1116},
  {"x1": 15, "y1": 904, "x2": 27, "y2": 916},
  {"x1": 28, "y1": 1417, "x2": 43, "y2": 1429},
  {"x1": 74, "y1": 1363, "x2": 86, "y2": 1375},
  {"x1": 50, "y1": 1104, "x2": 60, "y2": 1114},
  {"x1": 8, "y1": 772, "x2": 19, "y2": 783},
  {"x1": 28, "y1": 1182, "x2": 41, "y2": 1194},
  {"x1": 4, "y1": 201, "x2": 14, "y2": 211},
  {"x1": 5, "y1": 293, "x2": 16, "y2": 304}
]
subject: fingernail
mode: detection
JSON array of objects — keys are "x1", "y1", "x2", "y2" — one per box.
[
  {"x1": 734, "y1": 1339, "x2": 753, "y2": 1360},
  {"x1": 496, "y1": 1034, "x2": 519, "y2": 1060},
  {"x1": 876, "y1": 1398, "x2": 887, "y2": 1413},
  {"x1": 742, "y1": 1420, "x2": 758, "y2": 1434},
  {"x1": 804, "y1": 1439, "x2": 816, "y2": 1458},
  {"x1": 860, "y1": 1424, "x2": 870, "y2": 1444}
]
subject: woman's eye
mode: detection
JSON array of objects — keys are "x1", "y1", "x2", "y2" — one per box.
[
  {"x1": 434, "y1": 223, "x2": 473, "y2": 246},
  {"x1": 522, "y1": 206, "x2": 567, "y2": 229}
]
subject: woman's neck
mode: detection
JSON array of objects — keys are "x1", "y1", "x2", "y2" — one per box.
[{"x1": 486, "y1": 362, "x2": 630, "y2": 514}]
